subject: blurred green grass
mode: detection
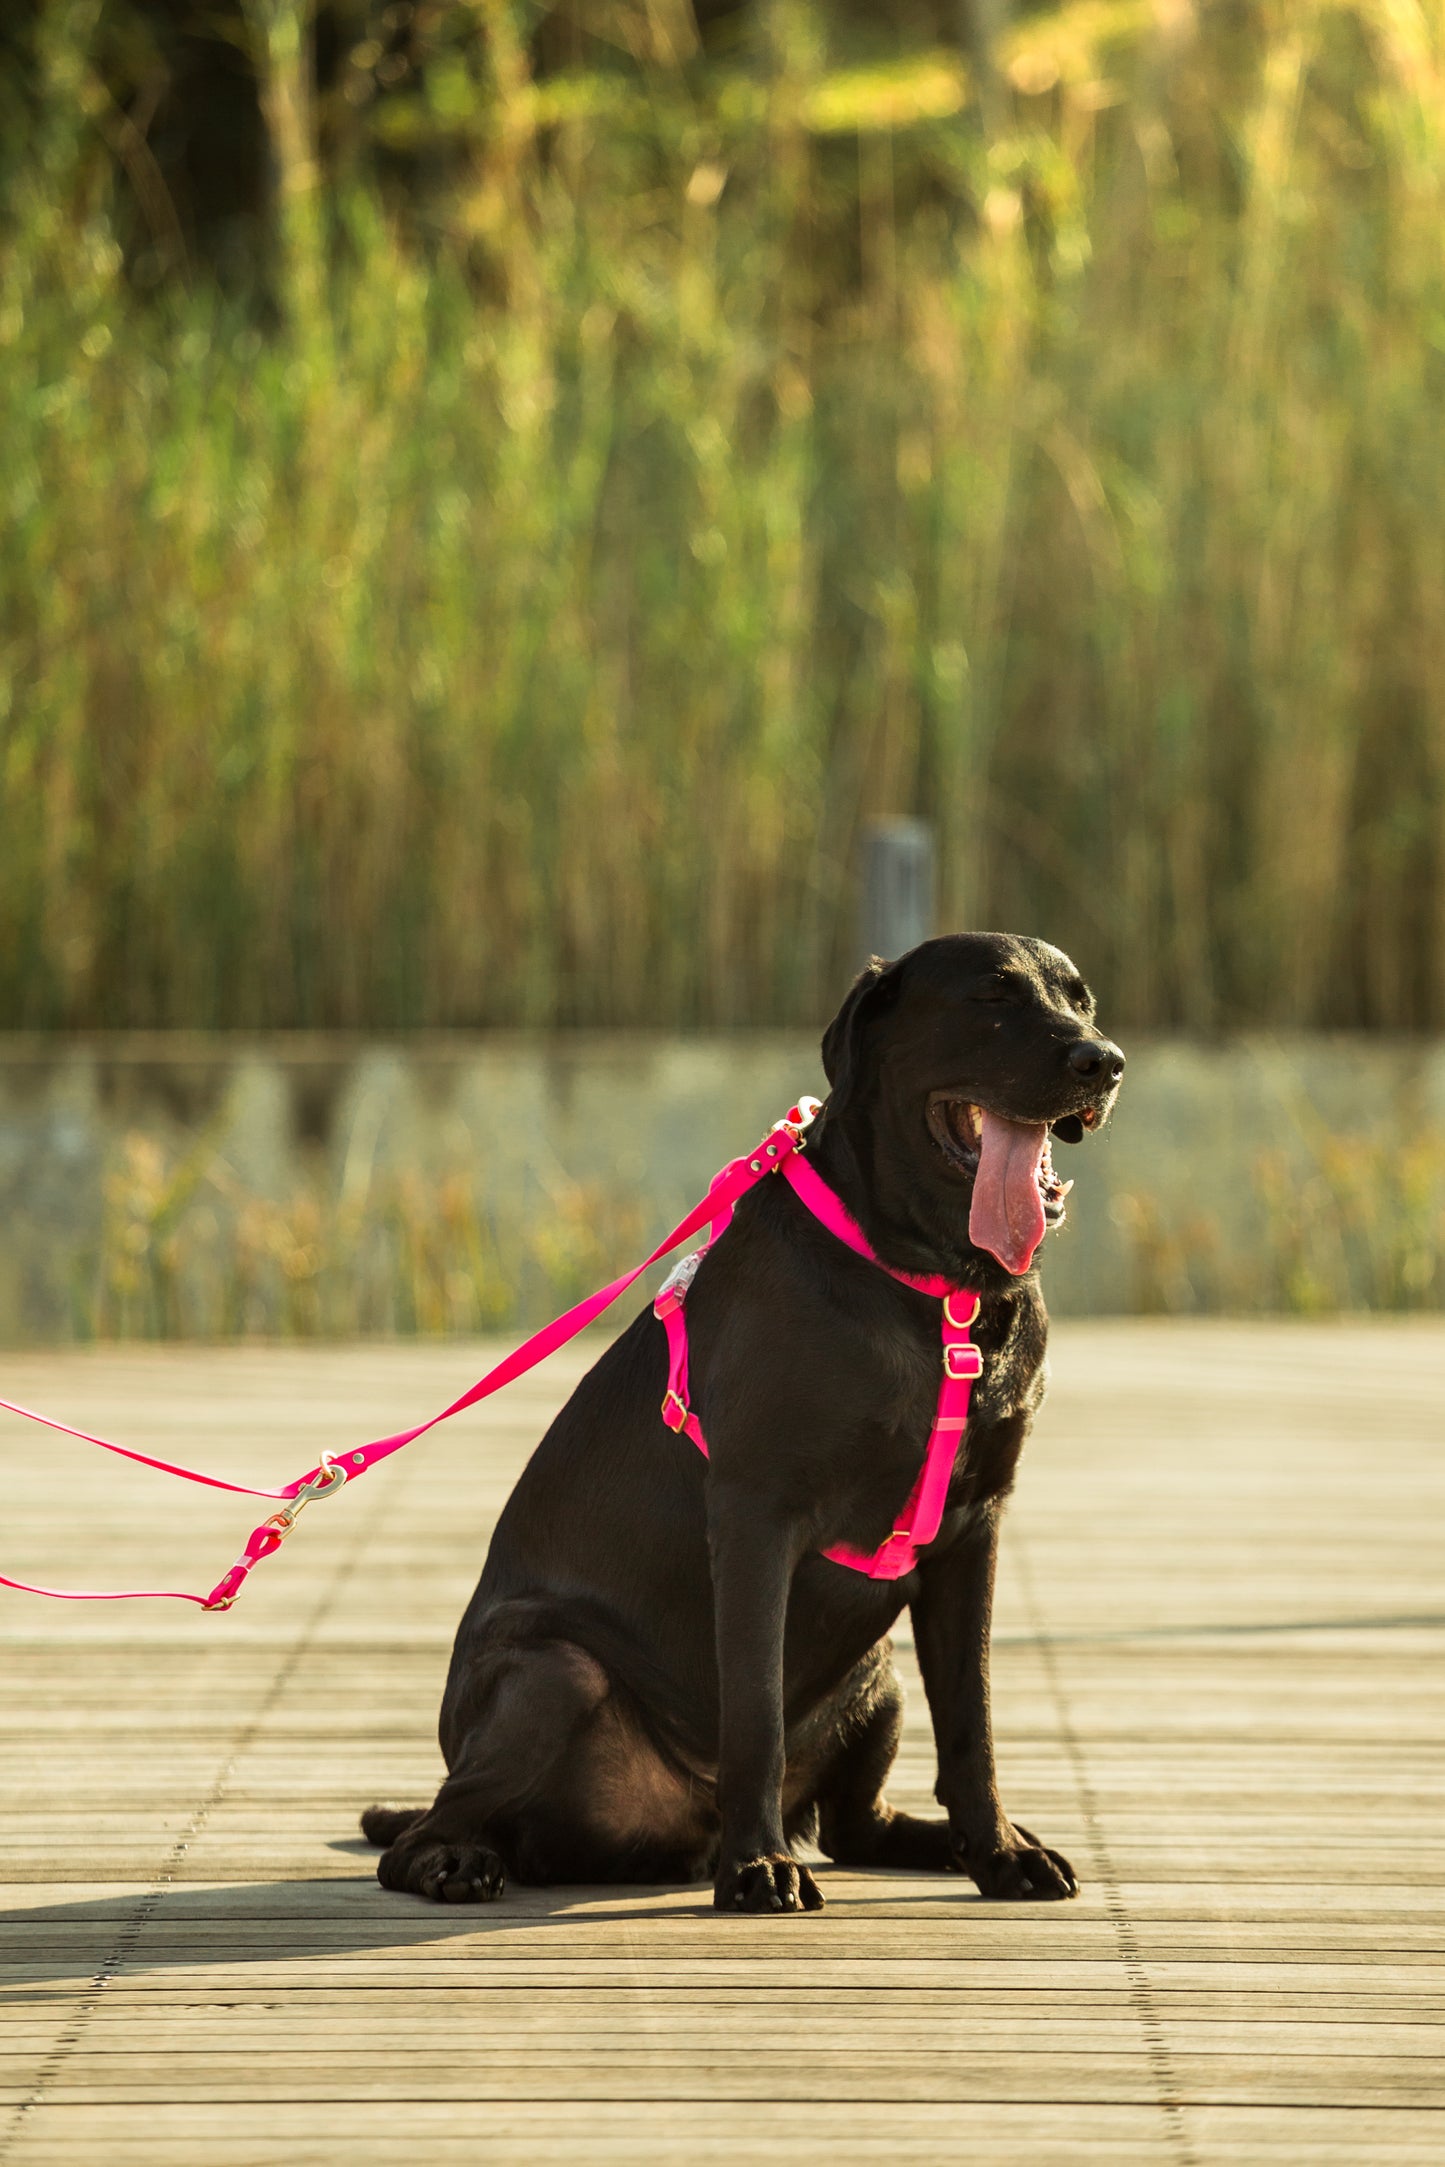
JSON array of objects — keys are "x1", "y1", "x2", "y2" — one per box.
[
  {"x1": 78, "y1": 1114, "x2": 1445, "y2": 1339},
  {"x1": 89, "y1": 1126, "x2": 648, "y2": 1340},
  {"x1": 1114, "y1": 1131, "x2": 1445, "y2": 1316},
  {"x1": 4, "y1": 1, "x2": 1445, "y2": 1032}
]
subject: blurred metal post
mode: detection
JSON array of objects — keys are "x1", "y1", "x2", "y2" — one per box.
[{"x1": 859, "y1": 818, "x2": 935, "y2": 963}]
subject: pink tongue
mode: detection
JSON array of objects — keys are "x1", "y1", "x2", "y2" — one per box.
[{"x1": 968, "y1": 1111, "x2": 1049, "y2": 1275}]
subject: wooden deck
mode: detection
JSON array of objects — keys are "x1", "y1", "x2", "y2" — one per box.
[{"x1": 0, "y1": 1322, "x2": 1441, "y2": 2165}]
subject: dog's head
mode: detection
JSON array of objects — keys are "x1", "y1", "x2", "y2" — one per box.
[{"x1": 819, "y1": 931, "x2": 1125, "y2": 1282}]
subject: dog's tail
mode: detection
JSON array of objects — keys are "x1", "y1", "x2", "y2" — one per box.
[{"x1": 360, "y1": 1803, "x2": 426, "y2": 1848}]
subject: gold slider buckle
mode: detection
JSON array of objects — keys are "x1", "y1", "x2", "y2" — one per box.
[
  {"x1": 661, "y1": 1390, "x2": 689, "y2": 1432},
  {"x1": 944, "y1": 1343, "x2": 984, "y2": 1381}
]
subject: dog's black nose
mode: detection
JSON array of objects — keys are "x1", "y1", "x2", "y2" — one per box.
[{"x1": 1067, "y1": 1039, "x2": 1126, "y2": 1083}]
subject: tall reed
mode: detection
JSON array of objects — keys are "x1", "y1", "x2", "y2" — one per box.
[{"x1": 4, "y1": 1, "x2": 1445, "y2": 1031}]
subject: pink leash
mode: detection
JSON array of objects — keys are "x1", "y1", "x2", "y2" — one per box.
[
  {"x1": 0, "y1": 1098, "x2": 980, "y2": 1609},
  {"x1": 656, "y1": 1133, "x2": 980, "y2": 1581},
  {"x1": 0, "y1": 1104, "x2": 822, "y2": 1612}
]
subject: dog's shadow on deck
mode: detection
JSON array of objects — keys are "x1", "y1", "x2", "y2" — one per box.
[{"x1": 0, "y1": 1850, "x2": 993, "y2": 1995}]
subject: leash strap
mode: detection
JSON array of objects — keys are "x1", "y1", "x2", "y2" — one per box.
[
  {"x1": 656, "y1": 1156, "x2": 981, "y2": 1579},
  {"x1": 0, "y1": 1104, "x2": 822, "y2": 1612}
]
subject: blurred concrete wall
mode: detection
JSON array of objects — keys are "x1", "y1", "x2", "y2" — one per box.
[{"x1": 2, "y1": 1033, "x2": 1444, "y2": 1344}]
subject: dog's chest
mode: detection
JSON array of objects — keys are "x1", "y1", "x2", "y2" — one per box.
[{"x1": 876, "y1": 1310, "x2": 1038, "y2": 1506}]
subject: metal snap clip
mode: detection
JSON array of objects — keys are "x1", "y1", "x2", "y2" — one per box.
[{"x1": 264, "y1": 1454, "x2": 348, "y2": 1543}]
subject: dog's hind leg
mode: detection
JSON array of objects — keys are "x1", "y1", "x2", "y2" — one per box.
[
  {"x1": 814, "y1": 1660, "x2": 959, "y2": 1874},
  {"x1": 371, "y1": 1636, "x2": 713, "y2": 1902},
  {"x1": 371, "y1": 1639, "x2": 611, "y2": 1904}
]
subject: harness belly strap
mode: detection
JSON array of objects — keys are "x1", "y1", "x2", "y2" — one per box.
[
  {"x1": 655, "y1": 1257, "x2": 709, "y2": 1456},
  {"x1": 653, "y1": 1154, "x2": 981, "y2": 1581}
]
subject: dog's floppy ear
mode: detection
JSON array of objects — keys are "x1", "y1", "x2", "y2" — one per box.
[{"x1": 821, "y1": 957, "x2": 905, "y2": 1105}]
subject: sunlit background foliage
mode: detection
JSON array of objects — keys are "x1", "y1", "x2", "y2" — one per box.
[{"x1": 5, "y1": 0, "x2": 1445, "y2": 1032}]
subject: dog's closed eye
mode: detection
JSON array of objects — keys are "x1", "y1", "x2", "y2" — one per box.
[{"x1": 971, "y1": 973, "x2": 1025, "y2": 1004}]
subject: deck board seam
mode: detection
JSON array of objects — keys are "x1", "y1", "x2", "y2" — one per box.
[
  {"x1": 1014, "y1": 1527, "x2": 1200, "y2": 2167},
  {"x1": 0, "y1": 1477, "x2": 393, "y2": 2165}
]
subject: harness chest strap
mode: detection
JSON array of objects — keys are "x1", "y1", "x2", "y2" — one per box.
[{"x1": 656, "y1": 1165, "x2": 981, "y2": 1583}]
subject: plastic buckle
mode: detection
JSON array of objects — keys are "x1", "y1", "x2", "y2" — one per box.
[
  {"x1": 655, "y1": 1252, "x2": 701, "y2": 1312},
  {"x1": 661, "y1": 1390, "x2": 689, "y2": 1433},
  {"x1": 944, "y1": 1343, "x2": 984, "y2": 1381}
]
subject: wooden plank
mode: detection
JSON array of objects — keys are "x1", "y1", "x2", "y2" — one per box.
[
  {"x1": 0, "y1": 1324, "x2": 1442, "y2": 2165},
  {"x1": 0, "y1": 2099, "x2": 1184, "y2": 2165}
]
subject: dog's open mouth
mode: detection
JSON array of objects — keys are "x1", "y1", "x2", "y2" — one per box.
[{"x1": 926, "y1": 1094, "x2": 1100, "y2": 1276}]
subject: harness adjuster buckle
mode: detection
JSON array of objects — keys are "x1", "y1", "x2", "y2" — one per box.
[
  {"x1": 661, "y1": 1390, "x2": 689, "y2": 1433},
  {"x1": 944, "y1": 1343, "x2": 984, "y2": 1381}
]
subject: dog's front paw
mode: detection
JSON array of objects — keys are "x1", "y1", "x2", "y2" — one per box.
[
  {"x1": 377, "y1": 1831, "x2": 506, "y2": 1905},
  {"x1": 714, "y1": 1854, "x2": 825, "y2": 1914},
  {"x1": 963, "y1": 1822, "x2": 1078, "y2": 1901}
]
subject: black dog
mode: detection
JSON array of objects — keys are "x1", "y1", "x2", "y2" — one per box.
[{"x1": 362, "y1": 932, "x2": 1124, "y2": 1912}]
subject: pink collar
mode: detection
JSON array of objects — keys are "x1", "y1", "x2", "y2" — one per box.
[{"x1": 781, "y1": 1148, "x2": 967, "y2": 1300}]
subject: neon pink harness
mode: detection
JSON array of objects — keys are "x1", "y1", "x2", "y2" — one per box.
[
  {"x1": 655, "y1": 1132, "x2": 979, "y2": 1580},
  {"x1": 0, "y1": 1099, "x2": 978, "y2": 1610}
]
